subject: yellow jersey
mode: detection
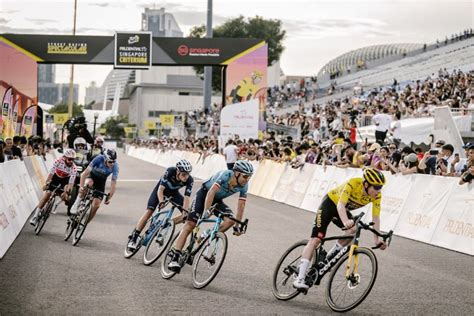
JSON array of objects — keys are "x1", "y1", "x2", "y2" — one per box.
[{"x1": 327, "y1": 177, "x2": 381, "y2": 217}]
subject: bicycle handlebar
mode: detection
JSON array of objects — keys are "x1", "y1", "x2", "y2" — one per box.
[
  {"x1": 203, "y1": 205, "x2": 249, "y2": 234},
  {"x1": 344, "y1": 212, "x2": 393, "y2": 249}
]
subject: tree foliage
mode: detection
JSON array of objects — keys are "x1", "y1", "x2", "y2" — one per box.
[
  {"x1": 189, "y1": 15, "x2": 286, "y2": 92},
  {"x1": 48, "y1": 103, "x2": 84, "y2": 117},
  {"x1": 100, "y1": 115, "x2": 128, "y2": 139}
]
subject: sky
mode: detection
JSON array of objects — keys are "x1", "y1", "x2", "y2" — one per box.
[{"x1": 1, "y1": 0, "x2": 472, "y2": 103}]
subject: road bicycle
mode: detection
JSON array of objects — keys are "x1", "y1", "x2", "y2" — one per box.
[
  {"x1": 161, "y1": 205, "x2": 248, "y2": 289},
  {"x1": 123, "y1": 197, "x2": 186, "y2": 266},
  {"x1": 272, "y1": 212, "x2": 393, "y2": 312},
  {"x1": 64, "y1": 187, "x2": 109, "y2": 246},
  {"x1": 32, "y1": 184, "x2": 64, "y2": 235}
]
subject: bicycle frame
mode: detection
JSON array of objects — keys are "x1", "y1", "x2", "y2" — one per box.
[{"x1": 186, "y1": 213, "x2": 223, "y2": 260}]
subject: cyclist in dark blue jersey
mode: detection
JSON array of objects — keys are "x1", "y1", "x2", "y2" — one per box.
[
  {"x1": 168, "y1": 160, "x2": 254, "y2": 272},
  {"x1": 70, "y1": 149, "x2": 119, "y2": 224},
  {"x1": 127, "y1": 159, "x2": 194, "y2": 250}
]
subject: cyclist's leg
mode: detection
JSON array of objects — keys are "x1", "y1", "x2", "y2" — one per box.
[
  {"x1": 86, "y1": 177, "x2": 106, "y2": 224},
  {"x1": 135, "y1": 183, "x2": 160, "y2": 232},
  {"x1": 324, "y1": 212, "x2": 356, "y2": 259},
  {"x1": 87, "y1": 197, "x2": 102, "y2": 224},
  {"x1": 70, "y1": 178, "x2": 93, "y2": 215},
  {"x1": 169, "y1": 192, "x2": 186, "y2": 224},
  {"x1": 294, "y1": 196, "x2": 334, "y2": 288},
  {"x1": 216, "y1": 201, "x2": 234, "y2": 232}
]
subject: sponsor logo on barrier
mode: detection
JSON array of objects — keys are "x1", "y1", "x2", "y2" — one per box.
[
  {"x1": 8, "y1": 205, "x2": 17, "y2": 219},
  {"x1": 443, "y1": 220, "x2": 474, "y2": 238},
  {"x1": 407, "y1": 212, "x2": 431, "y2": 228},
  {"x1": 0, "y1": 212, "x2": 9, "y2": 229},
  {"x1": 382, "y1": 196, "x2": 404, "y2": 214}
]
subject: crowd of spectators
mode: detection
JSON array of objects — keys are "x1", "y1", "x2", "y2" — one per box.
[{"x1": 0, "y1": 135, "x2": 56, "y2": 163}]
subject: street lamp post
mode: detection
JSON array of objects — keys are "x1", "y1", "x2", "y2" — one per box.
[{"x1": 92, "y1": 112, "x2": 99, "y2": 140}]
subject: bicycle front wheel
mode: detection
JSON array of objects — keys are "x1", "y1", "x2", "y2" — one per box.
[
  {"x1": 64, "y1": 217, "x2": 76, "y2": 241},
  {"x1": 161, "y1": 233, "x2": 180, "y2": 280},
  {"x1": 325, "y1": 247, "x2": 378, "y2": 313},
  {"x1": 72, "y1": 204, "x2": 91, "y2": 246},
  {"x1": 192, "y1": 232, "x2": 228, "y2": 289},
  {"x1": 143, "y1": 220, "x2": 175, "y2": 266},
  {"x1": 272, "y1": 240, "x2": 308, "y2": 301},
  {"x1": 35, "y1": 199, "x2": 53, "y2": 235}
]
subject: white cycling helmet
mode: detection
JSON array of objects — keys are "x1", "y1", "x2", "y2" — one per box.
[
  {"x1": 176, "y1": 159, "x2": 192, "y2": 173},
  {"x1": 63, "y1": 148, "x2": 77, "y2": 159},
  {"x1": 233, "y1": 160, "x2": 254, "y2": 175},
  {"x1": 73, "y1": 137, "x2": 87, "y2": 149}
]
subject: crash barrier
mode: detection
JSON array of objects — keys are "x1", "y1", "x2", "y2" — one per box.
[
  {"x1": 127, "y1": 146, "x2": 473, "y2": 255},
  {"x1": 0, "y1": 153, "x2": 55, "y2": 259}
]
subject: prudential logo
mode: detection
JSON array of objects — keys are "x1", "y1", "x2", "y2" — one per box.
[{"x1": 128, "y1": 35, "x2": 139, "y2": 45}]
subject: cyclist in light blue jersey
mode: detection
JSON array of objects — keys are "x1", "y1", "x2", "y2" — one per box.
[
  {"x1": 70, "y1": 149, "x2": 119, "y2": 224},
  {"x1": 168, "y1": 160, "x2": 254, "y2": 272}
]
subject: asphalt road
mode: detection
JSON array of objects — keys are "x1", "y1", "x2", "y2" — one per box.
[{"x1": 1, "y1": 152, "x2": 472, "y2": 315}]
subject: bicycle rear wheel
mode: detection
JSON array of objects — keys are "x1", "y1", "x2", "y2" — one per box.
[
  {"x1": 192, "y1": 232, "x2": 228, "y2": 289},
  {"x1": 161, "y1": 233, "x2": 180, "y2": 280},
  {"x1": 72, "y1": 204, "x2": 91, "y2": 246},
  {"x1": 35, "y1": 199, "x2": 53, "y2": 235},
  {"x1": 143, "y1": 220, "x2": 175, "y2": 266},
  {"x1": 325, "y1": 247, "x2": 378, "y2": 313},
  {"x1": 272, "y1": 240, "x2": 308, "y2": 301}
]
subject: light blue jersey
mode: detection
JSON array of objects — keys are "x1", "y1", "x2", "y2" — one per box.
[{"x1": 203, "y1": 170, "x2": 248, "y2": 201}]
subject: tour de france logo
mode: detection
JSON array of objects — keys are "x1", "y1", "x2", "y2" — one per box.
[{"x1": 128, "y1": 35, "x2": 139, "y2": 45}]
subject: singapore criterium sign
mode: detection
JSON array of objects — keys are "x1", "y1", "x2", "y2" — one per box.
[{"x1": 114, "y1": 31, "x2": 152, "y2": 69}]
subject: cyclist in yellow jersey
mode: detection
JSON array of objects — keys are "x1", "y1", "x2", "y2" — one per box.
[{"x1": 293, "y1": 167, "x2": 388, "y2": 290}]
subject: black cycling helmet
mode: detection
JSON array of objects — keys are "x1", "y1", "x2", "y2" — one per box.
[
  {"x1": 176, "y1": 159, "x2": 192, "y2": 173},
  {"x1": 233, "y1": 160, "x2": 254, "y2": 175},
  {"x1": 363, "y1": 167, "x2": 386, "y2": 186},
  {"x1": 104, "y1": 149, "x2": 117, "y2": 162}
]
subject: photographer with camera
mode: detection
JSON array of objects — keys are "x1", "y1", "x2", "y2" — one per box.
[{"x1": 66, "y1": 117, "x2": 93, "y2": 150}]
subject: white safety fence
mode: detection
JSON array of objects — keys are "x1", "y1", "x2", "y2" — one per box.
[
  {"x1": 126, "y1": 146, "x2": 473, "y2": 255},
  {"x1": 0, "y1": 152, "x2": 58, "y2": 259}
]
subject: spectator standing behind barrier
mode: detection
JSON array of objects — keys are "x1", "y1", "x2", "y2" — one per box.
[
  {"x1": 391, "y1": 112, "x2": 402, "y2": 147},
  {"x1": 0, "y1": 138, "x2": 5, "y2": 163},
  {"x1": 12, "y1": 136, "x2": 23, "y2": 160},
  {"x1": 372, "y1": 108, "x2": 392, "y2": 145},
  {"x1": 223, "y1": 139, "x2": 239, "y2": 170},
  {"x1": 3, "y1": 137, "x2": 15, "y2": 160}
]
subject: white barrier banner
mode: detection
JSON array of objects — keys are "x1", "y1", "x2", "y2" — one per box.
[
  {"x1": 300, "y1": 166, "x2": 337, "y2": 212},
  {"x1": 379, "y1": 173, "x2": 415, "y2": 232},
  {"x1": 395, "y1": 175, "x2": 456, "y2": 243},
  {"x1": 285, "y1": 164, "x2": 316, "y2": 208},
  {"x1": 248, "y1": 160, "x2": 272, "y2": 196},
  {"x1": 259, "y1": 161, "x2": 284, "y2": 199},
  {"x1": 430, "y1": 184, "x2": 473, "y2": 255},
  {"x1": 272, "y1": 164, "x2": 297, "y2": 203},
  {"x1": 246, "y1": 160, "x2": 260, "y2": 189}
]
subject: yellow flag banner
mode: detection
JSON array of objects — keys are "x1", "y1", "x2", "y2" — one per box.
[
  {"x1": 144, "y1": 120, "x2": 156, "y2": 130},
  {"x1": 53, "y1": 113, "x2": 69, "y2": 125},
  {"x1": 124, "y1": 127, "x2": 136, "y2": 134},
  {"x1": 99, "y1": 128, "x2": 107, "y2": 134},
  {"x1": 160, "y1": 114, "x2": 174, "y2": 127}
]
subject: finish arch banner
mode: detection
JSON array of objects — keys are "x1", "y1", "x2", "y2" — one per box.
[
  {"x1": 394, "y1": 175, "x2": 456, "y2": 243},
  {"x1": 430, "y1": 184, "x2": 473, "y2": 255}
]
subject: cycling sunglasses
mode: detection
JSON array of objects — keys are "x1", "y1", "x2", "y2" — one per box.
[
  {"x1": 241, "y1": 174, "x2": 252, "y2": 179},
  {"x1": 106, "y1": 160, "x2": 116, "y2": 164},
  {"x1": 65, "y1": 158, "x2": 74, "y2": 162},
  {"x1": 372, "y1": 185, "x2": 383, "y2": 191}
]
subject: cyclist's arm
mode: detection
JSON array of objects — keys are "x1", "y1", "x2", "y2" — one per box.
[
  {"x1": 236, "y1": 198, "x2": 245, "y2": 222},
  {"x1": 157, "y1": 184, "x2": 165, "y2": 204},
  {"x1": 204, "y1": 184, "x2": 219, "y2": 212},
  {"x1": 108, "y1": 179, "x2": 117, "y2": 200},
  {"x1": 336, "y1": 182, "x2": 353, "y2": 224},
  {"x1": 80, "y1": 165, "x2": 92, "y2": 188},
  {"x1": 44, "y1": 173, "x2": 53, "y2": 188},
  {"x1": 372, "y1": 215, "x2": 382, "y2": 244},
  {"x1": 183, "y1": 195, "x2": 191, "y2": 212}
]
